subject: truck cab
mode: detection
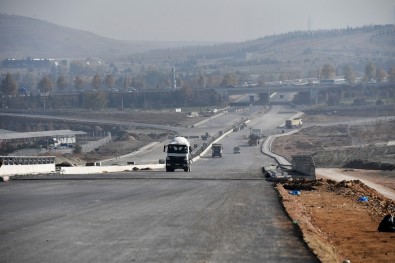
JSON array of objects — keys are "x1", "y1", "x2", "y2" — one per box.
[
  {"x1": 211, "y1": 143, "x2": 223, "y2": 157},
  {"x1": 164, "y1": 136, "x2": 192, "y2": 172},
  {"x1": 248, "y1": 128, "x2": 262, "y2": 146}
]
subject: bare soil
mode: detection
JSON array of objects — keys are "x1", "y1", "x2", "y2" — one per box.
[
  {"x1": 276, "y1": 173, "x2": 395, "y2": 263},
  {"x1": 272, "y1": 110, "x2": 395, "y2": 262},
  {"x1": 272, "y1": 120, "x2": 395, "y2": 168}
]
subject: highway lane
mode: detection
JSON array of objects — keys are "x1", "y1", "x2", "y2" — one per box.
[
  {"x1": 0, "y1": 176, "x2": 318, "y2": 263},
  {"x1": 0, "y1": 105, "x2": 318, "y2": 262},
  {"x1": 101, "y1": 106, "x2": 253, "y2": 165},
  {"x1": 103, "y1": 105, "x2": 297, "y2": 166}
]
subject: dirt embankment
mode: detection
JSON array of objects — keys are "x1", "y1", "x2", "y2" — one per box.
[{"x1": 276, "y1": 176, "x2": 395, "y2": 263}]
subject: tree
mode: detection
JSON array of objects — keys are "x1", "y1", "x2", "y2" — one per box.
[
  {"x1": 73, "y1": 144, "x2": 82, "y2": 154},
  {"x1": 388, "y1": 67, "x2": 395, "y2": 83},
  {"x1": 176, "y1": 78, "x2": 183, "y2": 89},
  {"x1": 365, "y1": 62, "x2": 376, "y2": 81},
  {"x1": 343, "y1": 65, "x2": 356, "y2": 84},
  {"x1": 144, "y1": 69, "x2": 167, "y2": 89},
  {"x1": 104, "y1": 74, "x2": 115, "y2": 90},
  {"x1": 92, "y1": 74, "x2": 101, "y2": 90},
  {"x1": 181, "y1": 84, "x2": 194, "y2": 102},
  {"x1": 1, "y1": 73, "x2": 18, "y2": 95},
  {"x1": 56, "y1": 75, "x2": 68, "y2": 91},
  {"x1": 278, "y1": 72, "x2": 288, "y2": 82},
  {"x1": 257, "y1": 74, "x2": 266, "y2": 86},
  {"x1": 84, "y1": 91, "x2": 107, "y2": 110},
  {"x1": 376, "y1": 68, "x2": 387, "y2": 83},
  {"x1": 121, "y1": 76, "x2": 131, "y2": 90},
  {"x1": 197, "y1": 74, "x2": 207, "y2": 88},
  {"x1": 204, "y1": 74, "x2": 222, "y2": 88},
  {"x1": 321, "y1": 64, "x2": 335, "y2": 80},
  {"x1": 131, "y1": 76, "x2": 145, "y2": 89},
  {"x1": 220, "y1": 73, "x2": 238, "y2": 87},
  {"x1": 74, "y1": 76, "x2": 84, "y2": 91},
  {"x1": 70, "y1": 60, "x2": 86, "y2": 75},
  {"x1": 38, "y1": 75, "x2": 53, "y2": 93}
]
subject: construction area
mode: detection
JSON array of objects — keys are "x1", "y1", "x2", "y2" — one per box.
[
  {"x1": 1, "y1": 107, "x2": 394, "y2": 262},
  {"x1": 270, "y1": 109, "x2": 395, "y2": 263}
]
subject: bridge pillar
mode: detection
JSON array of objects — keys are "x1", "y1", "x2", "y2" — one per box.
[
  {"x1": 309, "y1": 88, "x2": 318, "y2": 104},
  {"x1": 298, "y1": 91, "x2": 312, "y2": 105},
  {"x1": 249, "y1": 95, "x2": 255, "y2": 103},
  {"x1": 258, "y1": 92, "x2": 270, "y2": 105}
]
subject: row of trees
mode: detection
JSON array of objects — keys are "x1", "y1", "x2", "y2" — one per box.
[
  {"x1": 319, "y1": 62, "x2": 394, "y2": 83},
  {"x1": 0, "y1": 88, "x2": 226, "y2": 110},
  {"x1": 1, "y1": 63, "x2": 395, "y2": 97},
  {"x1": 0, "y1": 70, "x2": 228, "y2": 95}
]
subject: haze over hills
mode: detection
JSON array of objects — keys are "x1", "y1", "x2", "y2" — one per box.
[
  {"x1": 0, "y1": 14, "x2": 214, "y2": 59},
  {"x1": 0, "y1": 13, "x2": 394, "y2": 76}
]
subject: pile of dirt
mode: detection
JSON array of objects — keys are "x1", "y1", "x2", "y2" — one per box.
[
  {"x1": 344, "y1": 159, "x2": 395, "y2": 171},
  {"x1": 312, "y1": 145, "x2": 395, "y2": 168},
  {"x1": 276, "y1": 178, "x2": 395, "y2": 263}
]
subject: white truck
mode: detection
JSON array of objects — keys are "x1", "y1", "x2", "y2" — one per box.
[
  {"x1": 285, "y1": 118, "x2": 303, "y2": 129},
  {"x1": 211, "y1": 143, "x2": 223, "y2": 158},
  {"x1": 163, "y1": 136, "x2": 192, "y2": 172}
]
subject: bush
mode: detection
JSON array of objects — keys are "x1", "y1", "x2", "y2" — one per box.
[{"x1": 73, "y1": 144, "x2": 82, "y2": 154}]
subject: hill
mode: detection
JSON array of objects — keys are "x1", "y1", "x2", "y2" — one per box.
[
  {"x1": 129, "y1": 25, "x2": 395, "y2": 76},
  {"x1": 0, "y1": 14, "x2": 394, "y2": 76},
  {"x1": 0, "y1": 14, "x2": 210, "y2": 59}
]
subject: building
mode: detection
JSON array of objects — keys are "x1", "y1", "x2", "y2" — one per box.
[{"x1": 0, "y1": 130, "x2": 87, "y2": 152}]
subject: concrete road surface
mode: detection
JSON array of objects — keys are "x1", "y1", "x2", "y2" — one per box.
[
  {"x1": 0, "y1": 173, "x2": 318, "y2": 263},
  {"x1": 0, "y1": 105, "x2": 318, "y2": 262}
]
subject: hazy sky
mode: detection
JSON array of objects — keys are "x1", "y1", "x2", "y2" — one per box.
[{"x1": 1, "y1": 0, "x2": 394, "y2": 42}]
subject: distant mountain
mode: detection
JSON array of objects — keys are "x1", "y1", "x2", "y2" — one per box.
[
  {"x1": 0, "y1": 14, "x2": 212, "y2": 59},
  {"x1": 1, "y1": 13, "x2": 394, "y2": 75},
  {"x1": 129, "y1": 24, "x2": 395, "y2": 75},
  {"x1": 133, "y1": 25, "x2": 395, "y2": 61}
]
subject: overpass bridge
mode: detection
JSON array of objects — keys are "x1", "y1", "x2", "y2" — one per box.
[{"x1": 214, "y1": 84, "x2": 323, "y2": 105}]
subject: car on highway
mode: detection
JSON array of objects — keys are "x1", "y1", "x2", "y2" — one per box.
[{"x1": 233, "y1": 146, "x2": 240, "y2": 154}]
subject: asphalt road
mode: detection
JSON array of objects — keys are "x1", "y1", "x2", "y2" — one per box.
[{"x1": 0, "y1": 105, "x2": 319, "y2": 262}]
